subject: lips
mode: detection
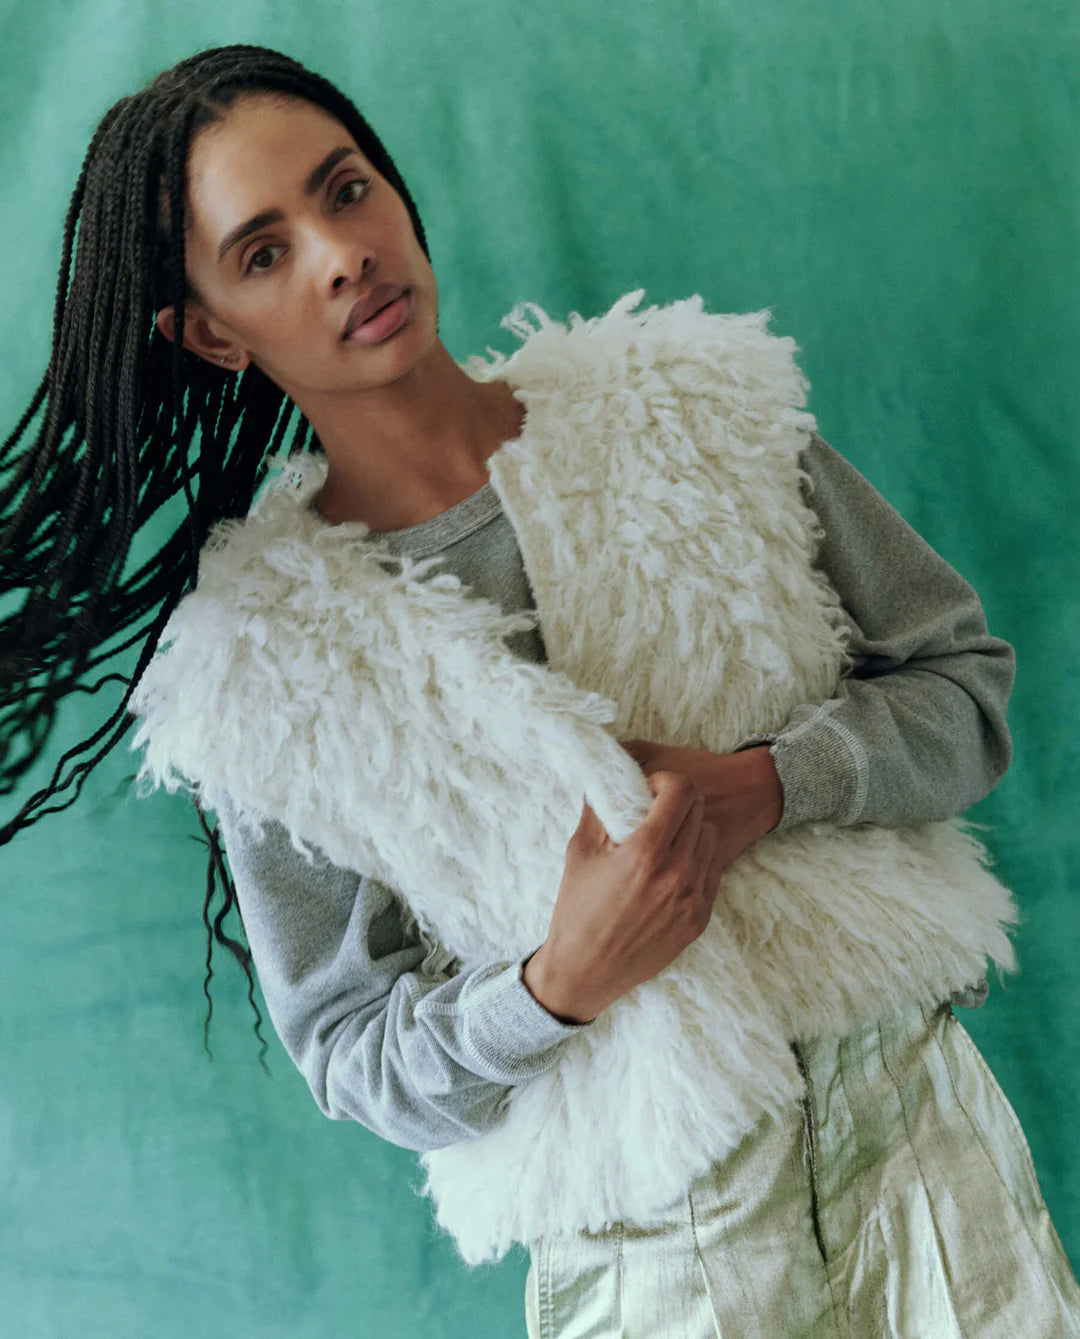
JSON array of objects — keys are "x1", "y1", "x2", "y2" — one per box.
[{"x1": 341, "y1": 283, "x2": 408, "y2": 339}]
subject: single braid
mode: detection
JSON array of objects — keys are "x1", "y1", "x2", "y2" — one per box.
[{"x1": 1, "y1": 44, "x2": 431, "y2": 1058}]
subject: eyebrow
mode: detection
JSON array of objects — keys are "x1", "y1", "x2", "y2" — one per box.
[{"x1": 216, "y1": 146, "x2": 360, "y2": 263}]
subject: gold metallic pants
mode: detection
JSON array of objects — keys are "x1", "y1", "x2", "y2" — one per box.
[{"x1": 524, "y1": 1000, "x2": 1080, "y2": 1338}]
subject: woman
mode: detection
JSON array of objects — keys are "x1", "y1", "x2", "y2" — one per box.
[{"x1": 3, "y1": 43, "x2": 1078, "y2": 1338}]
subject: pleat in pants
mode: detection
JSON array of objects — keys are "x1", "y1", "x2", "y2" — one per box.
[{"x1": 524, "y1": 1000, "x2": 1080, "y2": 1338}]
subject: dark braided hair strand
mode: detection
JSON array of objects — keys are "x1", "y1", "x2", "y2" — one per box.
[{"x1": 0, "y1": 44, "x2": 431, "y2": 1067}]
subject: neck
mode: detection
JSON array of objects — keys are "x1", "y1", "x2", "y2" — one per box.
[{"x1": 294, "y1": 341, "x2": 526, "y2": 531}]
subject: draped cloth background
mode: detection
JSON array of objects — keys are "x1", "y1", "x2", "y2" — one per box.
[{"x1": 1, "y1": 2, "x2": 1076, "y2": 1335}]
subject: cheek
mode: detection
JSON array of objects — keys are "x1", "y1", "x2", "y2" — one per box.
[
  {"x1": 247, "y1": 286, "x2": 325, "y2": 355},
  {"x1": 248, "y1": 292, "x2": 344, "y2": 383}
]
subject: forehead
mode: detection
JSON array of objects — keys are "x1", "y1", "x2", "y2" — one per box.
[{"x1": 184, "y1": 95, "x2": 365, "y2": 243}]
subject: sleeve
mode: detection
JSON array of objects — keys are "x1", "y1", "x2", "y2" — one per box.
[
  {"x1": 736, "y1": 431, "x2": 1016, "y2": 833},
  {"x1": 216, "y1": 795, "x2": 591, "y2": 1153}
]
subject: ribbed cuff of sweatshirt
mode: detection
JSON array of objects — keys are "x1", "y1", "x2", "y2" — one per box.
[
  {"x1": 454, "y1": 951, "x2": 592, "y2": 1083},
  {"x1": 739, "y1": 699, "x2": 869, "y2": 832}
]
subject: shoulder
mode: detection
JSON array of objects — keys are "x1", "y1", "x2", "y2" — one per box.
[
  {"x1": 150, "y1": 449, "x2": 348, "y2": 644},
  {"x1": 126, "y1": 453, "x2": 333, "y2": 790},
  {"x1": 465, "y1": 289, "x2": 811, "y2": 412},
  {"x1": 134, "y1": 461, "x2": 316, "y2": 678}
]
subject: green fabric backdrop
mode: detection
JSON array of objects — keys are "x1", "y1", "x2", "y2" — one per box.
[{"x1": 2, "y1": 2, "x2": 1077, "y2": 1335}]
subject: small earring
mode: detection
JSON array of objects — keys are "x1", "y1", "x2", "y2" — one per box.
[{"x1": 219, "y1": 356, "x2": 228, "y2": 365}]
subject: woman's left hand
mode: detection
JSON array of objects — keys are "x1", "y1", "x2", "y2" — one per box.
[{"x1": 620, "y1": 737, "x2": 784, "y2": 871}]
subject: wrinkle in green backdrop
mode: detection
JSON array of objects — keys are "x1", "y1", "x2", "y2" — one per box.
[{"x1": 1, "y1": 2, "x2": 1077, "y2": 1335}]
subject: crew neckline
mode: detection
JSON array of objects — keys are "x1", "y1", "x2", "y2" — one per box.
[
  {"x1": 306, "y1": 373, "x2": 527, "y2": 556},
  {"x1": 363, "y1": 478, "x2": 505, "y2": 558}
]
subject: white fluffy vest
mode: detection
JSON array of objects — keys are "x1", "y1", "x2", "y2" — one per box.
[{"x1": 129, "y1": 290, "x2": 1018, "y2": 1265}]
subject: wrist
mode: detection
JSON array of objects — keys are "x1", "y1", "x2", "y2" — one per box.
[
  {"x1": 749, "y1": 744, "x2": 785, "y2": 833},
  {"x1": 522, "y1": 946, "x2": 595, "y2": 1025},
  {"x1": 757, "y1": 745, "x2": 785, "y2": 832},
  {"x1": 725, "y1": 744, "x2": 785, "y2": 835}
]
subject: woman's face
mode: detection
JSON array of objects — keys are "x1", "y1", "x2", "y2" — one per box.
[{"x1": 156, "y1": 92, "x2": 438, "y2": 398}]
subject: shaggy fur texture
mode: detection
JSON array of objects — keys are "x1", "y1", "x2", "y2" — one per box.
[{"x1": 129, "y1": 290, "x2": 1018, "y2": 1264}]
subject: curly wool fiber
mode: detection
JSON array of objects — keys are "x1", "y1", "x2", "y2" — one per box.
[{"x1": 130, "y1": 291, "x2": 1018, "y2": 1264}]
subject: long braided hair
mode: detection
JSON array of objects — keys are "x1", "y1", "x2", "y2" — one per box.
[{"x1": 0, "y1": 44, "x2": 430, "y2": 1067}]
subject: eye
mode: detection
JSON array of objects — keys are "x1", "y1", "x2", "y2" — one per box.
[
  {"x1": 242, "y1": 176, "x2": 373, "y2": 276},
  {"x1": 334, "y1": 175, "x2": 372, "y2": 207},
  {"x1": 245, "y1": 244, "x2": 283, "y2": 275}
]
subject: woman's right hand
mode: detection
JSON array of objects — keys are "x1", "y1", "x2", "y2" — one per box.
[{"x1": 522, "y1": 772, "x2": 724, "y2": 1024}]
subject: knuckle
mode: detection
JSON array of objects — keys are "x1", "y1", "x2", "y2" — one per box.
[
  {"x1": 655, "y1": 864, "x2": 687, "y2": 901},
  {"x1": 664, "y1": 771, "x2": 699, "y2": 801},
  {"x1": 674, "y1": 857, "x2": 699, "y2": 900},
  {"x1": 646, "y1": 865, "x2": 676, "y2": 899},
  {"x1": 675, "y1": 852, "x2": 696, "y2": 890},
  {"x1": 637, "y1": 834, "x2": 668, "y2": 879}
]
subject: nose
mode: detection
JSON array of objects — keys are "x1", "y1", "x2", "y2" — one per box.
[
  {"x1": 331, "y1": 254, "x2": 373, "y2": 293},
  {"x1": 315, "y1": 221, "x2": 376, "y2": 294}
]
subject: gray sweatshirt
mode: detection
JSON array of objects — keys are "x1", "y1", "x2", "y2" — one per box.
[{"x1": 216, "y1": 432, "x2": 1016, "y2": 1152}]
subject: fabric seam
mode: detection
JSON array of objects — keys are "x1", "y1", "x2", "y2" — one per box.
[
  {"x1": 818, "y1": 711, "x2": 870, "y2": 824},
  {"x1": 877, "y1": 1018, "x2": 968, "y2": 1338},
  {"x1": 374, "y1": 493, "x2": 504, "y2": 560},
  {"x1": 934, "y1": 1010, "x2": 1047, "y2": 1224}
]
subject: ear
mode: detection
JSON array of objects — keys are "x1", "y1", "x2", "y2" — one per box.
[{"x1": 155, "y1": 305, "x2": 250, "y2": 372}]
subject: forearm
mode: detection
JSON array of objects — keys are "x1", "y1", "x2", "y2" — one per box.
[
  {"x1": 217, "y1": 798, "x2": 590, "y2": 1153},
  {"x1": 308, "y1": 941, "x2": 589, "y2": 1149},
  {"x1": 741, "y1": 432, "x2": 1016, "y2": 831},
  {"x1": 749, "y1": 647, "x2": 1014, "y2": 830}
]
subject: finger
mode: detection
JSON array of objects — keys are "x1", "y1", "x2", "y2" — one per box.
[
  {"x1": 632, "y1": 771, "x2": 702, "y2": 854},
  {"x1": 663, "y1": 783, "x2": 707, "y2": 872},
  {"x1": 577, "y1": 795, "x2": 597, "y2": 829},
  {"x1": 573, "y1": 795, "x2": 612, "y2": 851},
  {"x1": 700, "y1": 822, "x2": 726, "y2": 909},
  {"x1": 683, "y1": 817, "x2": 714, "y2": 904}
]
